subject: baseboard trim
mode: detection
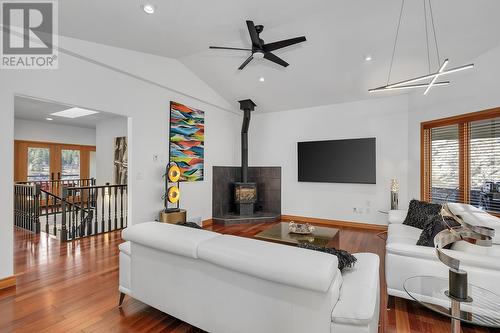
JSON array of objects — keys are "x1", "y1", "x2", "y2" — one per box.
[
  {"x1": 0, "y1": 275, "x2": 16, "y2": 290},
  {"x1": 281, "y1": 215, "x2": 388, "y2": 232},
  {"x1": 202, "y1": 219, "x2": 213, "y2": 227}
]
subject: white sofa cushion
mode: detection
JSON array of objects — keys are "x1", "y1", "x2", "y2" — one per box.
[
  {"x1": 388, "y1": 210, "x2": 407, "y2": 224},
  {"x1": 119, "y1": 241, "x2": 131, "y2": 255},
  {"x1": 386, "y1": 241, "x2": 500, "y2": 271},
  {"x1": 386, "y1": 224, "x2": 421, "y2": 245},
  {"x1": 122, "y1": 222, "x2": 220, "y2": 259},
  {"x1": 331, "y1": 253, "x2": 380, "y2": 326},
  {"x1": 198, "y1": 234, "x2": 340, "y2": 293}
]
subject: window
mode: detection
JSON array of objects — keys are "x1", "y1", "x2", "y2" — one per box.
[{"x1": 421, "y1": 108, "x2": 500, "y2": 215}]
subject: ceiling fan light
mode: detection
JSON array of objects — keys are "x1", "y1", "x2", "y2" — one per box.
[{"x1": 253, "y1": 51, "x2": 265, "y2": 59}]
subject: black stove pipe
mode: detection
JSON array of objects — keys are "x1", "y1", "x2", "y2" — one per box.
[{"x1": 238, "y1": 99, "x2": 256, "y2": 183}]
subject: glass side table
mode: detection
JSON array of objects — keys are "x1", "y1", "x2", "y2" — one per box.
[{"x1": 404, "y1": 276, "x2": 500, "y2": 333}]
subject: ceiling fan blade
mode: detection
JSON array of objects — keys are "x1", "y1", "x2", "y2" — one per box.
[
  {"x1": 263, "y1": 52, "x2": 289, "y2": 67},
  {"x1": 263, "y1": 36, "x2": 306, "y2": 52},
  {"x1": 209, "y1": 46, "x2": 252, "y2": 51},
  {"x1": 238, "y1": 55, "x2": 254, "y2": 70},
  {"x1": 246, "y1": 20, "x2": 262, "y2": 48}
]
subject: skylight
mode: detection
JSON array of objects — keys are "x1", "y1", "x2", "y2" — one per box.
[{"x1": 50, "y1": 107, "x2": 99, "y2": 118}]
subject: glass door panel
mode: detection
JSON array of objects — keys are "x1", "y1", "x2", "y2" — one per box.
[
  {"x1": 27, "y1": 147, "x2": 51, "y2": 181},
  {"x1": 61, "y1": 149, "x2": 81, "y2": 180}
]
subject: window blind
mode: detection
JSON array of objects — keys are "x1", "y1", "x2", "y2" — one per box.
[
  {"x1": 429, "y1": 124, "x2": 461, "y2": 204},
  {"x1": 469, "y1": 117, "x2": 500, "y2": 213}
]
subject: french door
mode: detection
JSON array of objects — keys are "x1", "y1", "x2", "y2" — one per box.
[{"x1": 14, "y1": 141, "x2": 96, "y2": 195}]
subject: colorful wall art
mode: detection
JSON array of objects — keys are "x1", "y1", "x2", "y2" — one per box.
[{"x1": 169, "y1": 101, "x2": 205, "y2": 182}]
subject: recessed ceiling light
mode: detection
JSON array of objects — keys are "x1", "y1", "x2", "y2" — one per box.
[
  {"x1": 142, "y1": 4, "x2": 155, "y2": 14},
  {"x1": 365, "y1": 54, "x2": 373, "y2": 62},
  {"x1": 50, "y1": 107, "x2": 99, "y2": 119},
  {"x1": 45, "y1": 117, "x2": 53, "y2": 121},
  {"x1": 259, "y1": 77, "x2": 265, "y2": 82}
]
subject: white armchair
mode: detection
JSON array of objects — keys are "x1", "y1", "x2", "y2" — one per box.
[{"x1": 385, "y1": 203, "x2": 500, "y2": 299}]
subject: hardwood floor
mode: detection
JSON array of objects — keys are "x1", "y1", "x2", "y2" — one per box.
[{"x1": 0, "y1": 223, "x2": 497, "y2": 333}]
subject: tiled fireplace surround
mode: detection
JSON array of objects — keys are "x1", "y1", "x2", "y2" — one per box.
[{"x1": 212, "y1": 166, "x2": 281, "y2": 225}]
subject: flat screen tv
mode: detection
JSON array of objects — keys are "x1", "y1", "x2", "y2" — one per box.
[{"x1": 297, "y1": 138, "x2": 376, "y2": 184}]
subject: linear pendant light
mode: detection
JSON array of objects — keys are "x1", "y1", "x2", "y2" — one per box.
[{"x1": 369, "y1": 0, "x2": 474, "y2": 95}]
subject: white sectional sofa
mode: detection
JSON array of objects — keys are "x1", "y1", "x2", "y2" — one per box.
[
  {"x1": 386, "y1": 203, "x2": 500, "y2": 299},
  {"x1": 119, "y1": 222, "x2": 380, "y2": 333}
]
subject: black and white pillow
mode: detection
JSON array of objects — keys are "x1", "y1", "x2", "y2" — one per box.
[
  {"x1": 416, "y1": 215, "x2": 460, "y2": 247},
  {"x1": 403, "y1": 199, "x2": 442, "y2": 230}
]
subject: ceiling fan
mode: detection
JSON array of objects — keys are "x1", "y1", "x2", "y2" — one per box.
[{"x1": 209, "y1": 20, "x2": 306, "y2": 70}]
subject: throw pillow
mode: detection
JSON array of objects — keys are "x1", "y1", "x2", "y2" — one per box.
[
  {"x1": 416, "y1": 215, "x2": 460, "y2": 247},
  {"x1": 403, "y1": 199, "x2": 442, "y2": 229},
  {"x1": 298, "y1": 243, "x2": 357, "y2": 271},
  {"x1": 176, "y1": 222, "x2": 202, "y2": 229}
]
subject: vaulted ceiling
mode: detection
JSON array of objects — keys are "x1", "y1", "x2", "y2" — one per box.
[{"x1": 59, "y1": 0, "x2": 500, "y2": 111}]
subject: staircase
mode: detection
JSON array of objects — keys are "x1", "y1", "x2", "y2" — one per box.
[{"x1": 14, "y1": 179, "x2": 127, "y2": 241}]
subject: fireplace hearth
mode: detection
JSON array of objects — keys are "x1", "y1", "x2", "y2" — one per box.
[{"x1": 212, "y1": 167, "x2": 281, "y2": 225}]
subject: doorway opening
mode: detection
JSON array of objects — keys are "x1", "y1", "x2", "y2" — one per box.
[{"x1": 13, "y1": 95, "x2": 129, "y2": 241}]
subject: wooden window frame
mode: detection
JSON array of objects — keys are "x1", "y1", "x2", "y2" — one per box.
[{"x1": 420, "y1": 107, "x2": 500, "y2": 216}]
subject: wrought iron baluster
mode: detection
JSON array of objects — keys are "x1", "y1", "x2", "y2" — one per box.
[
  {"x1": 114, "y1": 187, "x2": 118, "y2": 230},
  {"x1": 22, "y1": 186, "x2": 26, "y2": 230},
  {"x1": 94, "y1": 187, "x2": 98, "y2": 235},
  {"x1": 86, "y1": 188, "x2": 92, "y2": 236},
  {"x1": 107, "y1": 184, "x2": 112, "y2": 232},
  {"x1": 53, "y1": 195, "x2": 57, "y2": 236},
  {"x1": 33, "y1": 184, "x2": 40, "y2": 233},
  {"x1": 120, "y1": 186, "x2": 124, "y2": 229},
  {"x1": 101, "y1": 187, "x2": 105, "y2": 233},
  {"x1": 60, "y1": 187, "x2": 68, "y2": 241},
  {"x1": 125, "y1": 186, "x2": 128, "y2": 227}
]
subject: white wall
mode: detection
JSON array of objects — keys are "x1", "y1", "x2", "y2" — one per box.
[
  {"x1": 407, "y1": 45, "x2": 500, "y2": 201},
  {"x1": 0, "y1": 36, "x2": 241, "y2": 280},
  {"x1": 250, "y1": 96, "x2": 409, "y2": 225},
  {"x1": 95, "y1": 116, "x2": 128, "y2": 185},
  {"x1": 14, "y1": 118, "x2": 96, "y2": 145}
]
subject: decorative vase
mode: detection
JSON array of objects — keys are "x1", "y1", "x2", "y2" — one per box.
[{"x1": 390, "y1": 179, "x2": 399, "y2": 210}]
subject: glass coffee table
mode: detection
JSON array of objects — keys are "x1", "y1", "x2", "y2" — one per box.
[
  {"x1": 404, "y1": 276, "x2": 500, "y2": 333},
  {"x1": 255, "y1": 222, "x2": 339, "y2": 248}
]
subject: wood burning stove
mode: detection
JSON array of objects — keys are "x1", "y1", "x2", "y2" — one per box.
[
  {"x1": 234, "y1": 182, "x2": 257, "y2": 215},
  {"x1": 235, "y1": 99, "x2": 257, "y2": 216}
]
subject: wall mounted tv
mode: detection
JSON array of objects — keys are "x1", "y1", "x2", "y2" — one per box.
[{"x1": 297, "y1": 138, "x2": 376, "y2": 184}]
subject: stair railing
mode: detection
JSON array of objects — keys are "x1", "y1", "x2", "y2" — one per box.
[
  {"x1": 14, "y1": 183, "x2": 41, "y2": 233},
  {"x1": 16, "y1": 181, "x2": 127, "y2": 241}
]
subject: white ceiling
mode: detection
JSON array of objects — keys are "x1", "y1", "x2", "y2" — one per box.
[
  {"x1": 59, "y1": 0, "x2": 500, "y2": 111},
  {"x1": 14, "y1": 96, "x2": 122, "y2": 128}
]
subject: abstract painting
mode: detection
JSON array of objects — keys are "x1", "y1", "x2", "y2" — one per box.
[
  {"x1": 114, "y1": 137, "x2": 128, "y2": 184},
  {"x1": 169, "y1": 101, "x2": 205, "y2": 181}
]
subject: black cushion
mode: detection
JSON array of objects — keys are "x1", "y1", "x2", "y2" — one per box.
[
  {"x1": 416, "y1": 215, "x2": 460, "y2": 247},
  {"x1": 176, "y1": 222, "x2": 202, "y2": 229},
  {"x1": 403, "y1": 199, "x2": 442, "y2": 230},
  {"x1": 297, "y1": 243, "x2": 357, "y2": 271}
]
